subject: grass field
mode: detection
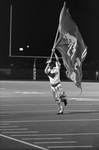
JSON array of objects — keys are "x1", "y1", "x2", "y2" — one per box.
[{"x1": 0, "y1": 81, "x2": 99, "y2": 150}]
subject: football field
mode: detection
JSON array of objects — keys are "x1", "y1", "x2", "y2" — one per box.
[{"x1": 0, "y1": 81, "x2": 99, "y2": 150}]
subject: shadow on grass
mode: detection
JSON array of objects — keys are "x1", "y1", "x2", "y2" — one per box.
[{"x1": 68, "y1": 110, "x2": 99, "y2": 115}]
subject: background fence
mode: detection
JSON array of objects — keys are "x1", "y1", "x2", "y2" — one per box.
[{"x1": 0, "y1": 57, "x2": 99, "y2": 81}]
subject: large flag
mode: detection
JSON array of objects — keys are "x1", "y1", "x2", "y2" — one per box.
[{"x1": 54, "y1": 2, "x2": 87, "y2": 91}]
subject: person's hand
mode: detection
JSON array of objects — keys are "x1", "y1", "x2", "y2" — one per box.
[
  {"x1": 52, "y1": 48, "x2": 55, "y2": 52},
  {"x1": 58, "y1": 61, "x2": 61, "y2": 66},
  {"x1": 46, "y1": 59, "x2": 51, "y2": 64},
  {"x1": 54, "y1": 52, "x2": 58, "y2": 61}
]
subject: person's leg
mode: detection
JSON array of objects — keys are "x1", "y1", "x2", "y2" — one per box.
[
  {"x1": 51, "y1": 87, "x2": 63, "y2": 114},
  {"x1": 60, "y1": 91, "x2": 67, "y2": 106},
  {"x1": 57, "y1": 101, "x2": 64, "y2": 114},
  {"x1": 57, "y1": 84, "x2": 67, "y2": 107}
]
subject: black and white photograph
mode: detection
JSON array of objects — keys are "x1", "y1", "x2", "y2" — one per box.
[{"x1": 0, "y1": 0, "x2": 99, "y2": 150}]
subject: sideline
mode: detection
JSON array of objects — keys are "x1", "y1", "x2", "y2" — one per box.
[
  {"x1": 0, "y1": 118, "x2": 99, "y2": 123},
  {"x1": 0, "y1": 134, "x2": 49, "y2": 150}
]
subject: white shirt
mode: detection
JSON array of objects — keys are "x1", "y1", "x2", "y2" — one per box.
[{"x1": 47, "y1": 62, "x2": 61, "y2": 85}]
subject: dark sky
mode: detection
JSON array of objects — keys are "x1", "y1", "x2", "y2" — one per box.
[{"x1": 0, "y1": 0, "x2": 99, "y2": 63}]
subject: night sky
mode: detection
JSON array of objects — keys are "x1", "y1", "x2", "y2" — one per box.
[{"x1": 0, "y1": 0, "x2": 99, "y2": 63}]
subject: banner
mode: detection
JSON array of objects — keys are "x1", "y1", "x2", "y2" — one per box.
[{"x1": 54, "y1": 2, "x2": 87, "y2": 90}]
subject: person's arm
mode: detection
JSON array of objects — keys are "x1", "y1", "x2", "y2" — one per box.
[
  {"x1": 54, "y1": 52, "x2": 58, "y2": 61},
  {"x1": 52, "y1": 48, "x2": 59, "y2": 61},
  {"x1": 55, "y1": 61, "x2": 61, "y2": 70},
  {"x1": 54, "y1": 52, "x2": 61, "y2": 67},
  {"x1": 44, "y1": 60, "x2": 51, "y2": 74}
]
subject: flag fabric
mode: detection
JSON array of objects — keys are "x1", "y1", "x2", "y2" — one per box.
[{"x1": 54, "y1": 2, "x2": 87, "y2": 90}]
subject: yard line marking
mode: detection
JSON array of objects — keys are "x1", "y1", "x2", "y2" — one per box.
[
  {"x1": 0, "y1": 134, "x2": 49, "y2": 150},
  {"x1": 0, "y1": 91, "x2": 45, "y2": 97},
  {"x1": 0, "y1": 128, "x2": 28, "y2": 131},
  {"x1": 0, "y1": 123, "x2": 10, "y2": 125},
  {"x1": 0, "y1": 110, "x2": 56, "y2": 113},
  {"x1": 15, "y1": 91, "x2": 45, "y2": 94},
  {"x1": 1, "y1": 103, "x2": 99, "y2": 107},
  {"x1": 48, "y1": 145, "x2": 93, "y2": 149},
  {"x1": 23, "y1": 92, "x2": 45, "y2": 94},
  {"x1": 1, "y1": 118, "x2": 99, "y2": 123},
  {"x1": 0, "y1": 109, "x2": 99, "y2": 114},
  {"x1": 71, "y1": 98, "x2": 99, "y2": 101},
  {"x1": 22, "y1": 137, "x2": 63, "y2": 140},
  {"x1": 11, "y1": 132, "x2": 99, "y2": 137},
  {"x1": 0, "y1": 99, "x2": 50, "y2": 101},
  {"x1": 0, "y1": 115, "x2": 9, "y2": 116},
  {"x1": 34, "y1": 141, "x2": 77, "y2": 144},
  {"x1": 11, "y1": 134, "x2": 41, "y2": 137},
  {"x1": 0, "y1": 126, "x2": 18, "y2": 128},
  {"x1": 2, "y1": 131, "x2": 39, "y2": 134},
  {"x1": 14, "y1": 91, "x2": 21, "y2": 93},
  {"x1": 0, "y1": 110, "x2": 56, "y2": 114},
  {"x1": 0, "y1": 103, "x2": 64, "y2": 106}
]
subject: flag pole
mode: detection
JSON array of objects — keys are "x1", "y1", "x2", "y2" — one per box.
[
  {"x1": 53, "y1": 25, "x2": 59, "y2": 49},
  {"x1": 50, "y1": 25, "x2": 59, "y2": 60},
  {"x1": 50, "y1": 1, "x2": 65, "y2": 60}
]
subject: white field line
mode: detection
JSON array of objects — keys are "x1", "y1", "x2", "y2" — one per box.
[
  {"x1": 0, "y1": 91, "x2": 46, "y2": 98},
  {"x1": 1, "y1": 102, "x2": 99, "y2": 107},
  {"x1": 0, "y1": 123, "x2": 10, "y2": 125},
  {"x1": 0, "y1": 110, "x2": 56, "y2": 113},
  {"x1": 0, "y1": 110, "x2": 56, "y2": 114},
  {"x1": 34, "y1": 141, "x2": 77, "y2": 144},
  {"x1": 12, "y1": 91, "x2": 46, "y2": 94},
  {"x1": 0, "y1": 97, "x2": 99, "y2": 103},
  {"x1": 0, "y1": 98, "x2": 50, "y2": 101},
  {"x1": 16, "y1": 91, "x2": 45, "y2": 94},
  {"x1": 10, "y1": 132, "x2": 99, "y2": 137},
  {"x1": 22, "y1": 137, "x2": 63, "y2": 140},
  {"x1": 0, "y1": 115, "x2": 9, "y2": 116},
  {"x1": 0, "y1": 134, "x2": 49, "y2": 150},
  {"x1": 2, "y1": 131, "x2": 39, "y2": 134},
  {"x1": 71, "y1": 98, "x2": 99, "y2": 101},
  {"x1": 0, "y1": 109, "x2": 99, "y2": 114},
  {"x1": 0, "y1": 118, "x2": 99, "y2": 124},
  {"x1": 0, "y1": 104, "x2": 55, "y2": 107},
  {"x1": 47, "y1": 145, "x2": 93, "y2": 149},
  {"x1": 0, "y1": 128, "x2": 28, "y2": 131},
  {"x1": 0, "y1": 126, "x2": 18, "y2": 128}
]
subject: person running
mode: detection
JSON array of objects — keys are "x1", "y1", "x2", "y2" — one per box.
[{"x1": 44, "y1": 51, "x2": 67, "y2": 114}]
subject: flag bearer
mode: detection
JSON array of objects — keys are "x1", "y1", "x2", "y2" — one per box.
[{"x1": 44, "y1": 49, "x2": 67, "y2": 114}]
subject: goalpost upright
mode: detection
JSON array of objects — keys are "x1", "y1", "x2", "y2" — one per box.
[{"x1": 9, "y1": 5, "x2": 12, "y2": 57}]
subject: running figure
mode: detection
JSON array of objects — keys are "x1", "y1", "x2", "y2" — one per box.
[{"x1": 44, "y1": 50, "x2": 67, "y2": 114}]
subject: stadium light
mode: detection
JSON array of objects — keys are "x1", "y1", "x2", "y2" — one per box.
[
  {"x1": 27, "y1": 45, "x2": 29, "y2": 48},
  {"x1": 19, "y1": 47, "x2": 23, "y2": 51}
]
